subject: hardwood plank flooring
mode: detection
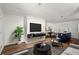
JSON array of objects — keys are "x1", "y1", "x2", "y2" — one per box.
[{"x1": 2, "y1": 38, "x2": 79, "y2": 55}]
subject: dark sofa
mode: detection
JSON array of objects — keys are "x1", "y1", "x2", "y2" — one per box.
[{"x1": 58, "y1": 32, "x2": 71, "y2": 43}]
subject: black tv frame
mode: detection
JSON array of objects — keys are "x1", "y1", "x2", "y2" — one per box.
[{"x1": 30, "y1": 23, "x2": 41, "y2": 32}]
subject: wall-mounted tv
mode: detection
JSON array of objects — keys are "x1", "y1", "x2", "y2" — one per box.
[{"x1": 30, "y1": 23, "x2": 41, "y2": 32}]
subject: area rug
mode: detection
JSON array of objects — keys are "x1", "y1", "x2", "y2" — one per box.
[{"x1": 27, "y1": 46, "x2": 66, "y2": 55}]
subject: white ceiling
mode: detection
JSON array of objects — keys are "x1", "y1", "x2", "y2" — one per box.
[{"x1": 0, "y1": 3, "x2": 79, "y2": 23}]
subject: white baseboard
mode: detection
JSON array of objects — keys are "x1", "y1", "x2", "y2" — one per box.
[
  {"x1": 5, "y1": 42, "x2": 17, "y2": 46},
  {"x1": 5, "y1": 41, "x2": 28, "y2": 46}
]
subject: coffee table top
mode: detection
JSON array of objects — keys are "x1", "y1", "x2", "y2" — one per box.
[{"x1": 34, "y1": 43, "x2": 51, "y2": 52}]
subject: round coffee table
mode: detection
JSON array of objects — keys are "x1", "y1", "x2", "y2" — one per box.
[{"x1": 33, "y1": 43, "x2": 51, "y2": 55}]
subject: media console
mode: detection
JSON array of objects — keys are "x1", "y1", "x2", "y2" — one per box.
[{"x1": 27, "y1": 33, "x2": 46, "y2": 38}]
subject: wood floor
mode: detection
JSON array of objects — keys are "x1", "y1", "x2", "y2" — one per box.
[{"x1": 2, "y1": 38, "x2": 79, "y2": 55}]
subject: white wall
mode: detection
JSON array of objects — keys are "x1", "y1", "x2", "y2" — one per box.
[
  {"x1": 0, "y1": 19, "x2": 4, "y2": 54},
  {"x1": 26, "y1": 16, "x2": 45, "y2": 34},
  {"x1": 47, "y1": 21, "x2": 79, "y2": 39},
  {"x1": 3, "y1": 14, "x2": 24, "y2": 45},
  {"x1": 46, "y1": 22, "x2": 54, "y2": 32},
  {"x1": 0, "y1": 8, "x2": 4, "y2": 54},
  {"x1": 2, "y1": 15, "x2": 45, "y2": 45}
]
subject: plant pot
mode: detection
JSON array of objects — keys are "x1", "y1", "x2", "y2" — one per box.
[
  {"x1": 16, "y1": 37, "x2": 21, "y2": 44},
  {"x1": 17, "y1": 35, "x2": 26, "y2": 44},
  {"x1": 17, "y1": 41, "x2": 22, "y2": 44}
]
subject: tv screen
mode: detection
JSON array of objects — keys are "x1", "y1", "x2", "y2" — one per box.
[{"x1": 30, "y1": 23, "x2": 41, "y2": 32}]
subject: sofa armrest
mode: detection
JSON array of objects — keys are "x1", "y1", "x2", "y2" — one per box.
[
  {"x1": 70, "y1": 44, "x2": 79, "y2": 50},
  {"x1": 61, "y1": 44, "x2": 79, "y2": 55}
]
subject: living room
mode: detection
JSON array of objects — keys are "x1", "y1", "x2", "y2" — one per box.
[{"x1": 0, "y1": 3, "x2": 79, "y2": 55}]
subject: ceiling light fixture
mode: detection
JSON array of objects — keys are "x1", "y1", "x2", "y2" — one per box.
[{"x1": 38, "y1": 3, "x2": 42, "y2": 6}]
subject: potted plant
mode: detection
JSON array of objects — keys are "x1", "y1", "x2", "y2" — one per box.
[{"x1": 14, "y1": 26, "x2": 24, "y2": 44}]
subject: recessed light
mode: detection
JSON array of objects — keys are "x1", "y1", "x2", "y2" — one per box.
[{"x1": 61, "y1": 16, "x2": 63, "y2": 18}]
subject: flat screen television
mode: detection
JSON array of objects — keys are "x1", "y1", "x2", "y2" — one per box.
[{"x1": 30, "y1": 23, "x2": 41, "y2": 32}]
